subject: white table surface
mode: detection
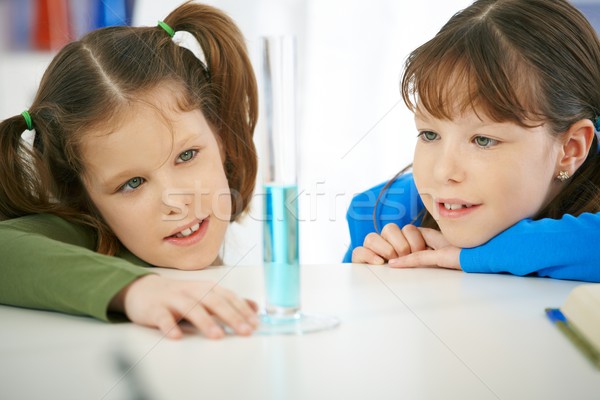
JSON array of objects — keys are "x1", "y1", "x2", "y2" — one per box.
[{"x1": 1, "y1": 264, "x2": 598, "y2": 400}]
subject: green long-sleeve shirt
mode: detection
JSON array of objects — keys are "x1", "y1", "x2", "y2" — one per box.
[{"x1": 0, "y1": 214, "x2": 154, "y2": 321}]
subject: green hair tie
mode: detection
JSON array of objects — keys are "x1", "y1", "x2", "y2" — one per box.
[
  {"x1": 21, "y1": 110, "x2": 33, "y2": 131},
  {"x1": 157, "y1": 20, "x2": 175, "y2": 37}
]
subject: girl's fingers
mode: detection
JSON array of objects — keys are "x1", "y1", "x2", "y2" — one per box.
[
  {"x1": 154, "y1": 309, "x2": 184, "y2": 340},
  {"x1": 418, "y1": 227, "x2": 451, "y2": 249},
  {"x1": 123, "y1": 276, "x2": 259, "y2": 339},
  {"x1": 352, "y1": 246, "x2": 385, "y2": 264},
  {"x1": 213, "y1": 287, "x2": 260, "y2": 327},
  {"x1": 401, "y1": 224, "x2": 427, "y2": 253},
  {"x1": 389, "y1": 249, "x2": 438, "y2": 268},
  {"x1": 389, "y1": 246, "x2": 462, "y2": 270},
  {"x1": 202, "y1": 292, "x2": 254, "y2": 336},
  {"x1": 246, "y1": 299, "x2": 259, "y2": 313},
  {"x1": 363, "y1": 232, "x2": 398, "y2": 260},
  {"x1": 381, "y1": 223, "x2": 411, "y2": 257},
  {"x1": 174, "y1": 297, "x2": 225, "y2": 339}
]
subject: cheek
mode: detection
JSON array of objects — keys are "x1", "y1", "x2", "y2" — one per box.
[
  {"x1": 412, "y1": 146, "x2": 433, "y2": 203},
  {"x1": 210, "y1": 131, "x2": 227, "y2": 168},
  {"x1": 95, "y1": 200, "x2": 145, "y2": 238},
  {"x1": 85, "y1": 183, "x2": 152, "y2": 237},
  {"x1": 505, "y1": 154, "x2": 555, "y2": 204},
  {"x1": 480, "y1": 167, "x2": 552, "y2": 229},
  {"x1": 198, "y1": 160, "x2": 232, "y2": 220},
  {"x1": 84, "y1": 190, "x2": 116, "y2": 227},
  {"x1": 506, "y1": 176, "x2": 551, "y2": 216},
  {"x1": 213, "y1": 187, "x2": 232, "y2": 221},
  {"x1": 214, "y1": 154, "x2": 232, "y2": 216},
  {"x1": 83, "y1": 179, "x2": 123, "y2": 227},
  {"x1": 412, "y1": 145, "x2": 431, "y2": 180}
]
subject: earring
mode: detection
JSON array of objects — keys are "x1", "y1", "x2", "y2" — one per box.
[{"x1": 557, "y1": 170, "x2": 570, "y2": 182}]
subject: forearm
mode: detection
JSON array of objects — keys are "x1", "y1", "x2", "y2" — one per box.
[
  {"x1": 460, "y1": 213, "x2": 600, "y2": 282},
  {"x1": 0, "y1": 214, "x2": 154, "y2": 320}
]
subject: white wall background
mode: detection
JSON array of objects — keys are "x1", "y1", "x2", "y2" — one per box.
[{"x1": 3, "y1": 0, "x2": 598, "y2": 265}]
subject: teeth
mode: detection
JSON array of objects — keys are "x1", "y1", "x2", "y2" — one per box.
[
  {"x1": 173, "y1": 222, "x2": 201, "y2": 238},
  {"x1": 181, "y1": 228, "x2": 192, "y2": 236},
  {"x1": 444, "y1": 203, "x2": 471, "y2": 210}
]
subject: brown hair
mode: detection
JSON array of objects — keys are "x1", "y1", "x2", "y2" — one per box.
[
  {"x1": 376, "y1": 0, "x2": 600, "y2": 231},
  {"x1": 0, "y1": 1, "x2": 258, "y2": 254}
]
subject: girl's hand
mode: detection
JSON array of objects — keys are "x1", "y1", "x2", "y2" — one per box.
[
  {"x1": 351, "y1": 223, "x2": 428, "y2": 264},
  {"x1": 388, "y1": 228, "x2": 462, "y2": 270},
  {"x1": 110, "y1": 275, "x2": 259, "y2": 340}
]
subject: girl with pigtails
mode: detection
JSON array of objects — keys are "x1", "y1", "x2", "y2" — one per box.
[
  {"x1": 347, "y1": 0, "x2": 600, "y2": 283},
  {"x1": 0, "y1": 2, "x2": 260, "y2": 339}
]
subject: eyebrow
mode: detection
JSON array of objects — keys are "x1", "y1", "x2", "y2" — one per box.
[{"x1": 414, "y1": 110, "x2": 498, "y2": 129}]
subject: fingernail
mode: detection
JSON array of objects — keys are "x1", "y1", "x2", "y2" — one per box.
[
  {"x1": 167, "y1": 329, "x2": 183, "y2": 340},
  {"x1": 249, "y1": 316, "x2": 260, "y2": 326},
  {"x1": 389, "y1": 258, "x2": 399, "y2": 265},
  {"x1": 238, "y1": 323, "x2": 253, "y2": 335},
  {"x1": 209, "y1": 326, "x2": 224, "y2": 338},
  {"x1": 374, "y1": 256, "x2": 385, "y2": 265}
]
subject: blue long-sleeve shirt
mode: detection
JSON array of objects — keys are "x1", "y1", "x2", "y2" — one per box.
[{"x1": 344, "y1": 173, "x2": 600, "y2": 282}]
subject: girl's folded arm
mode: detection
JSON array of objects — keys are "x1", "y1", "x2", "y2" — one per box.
[
  {"x1": 0, "y1": 214, "x2": 153, "y2": 321},
  {"x1": 461, "y1": 212, "x2": 600, "y2": 282}
]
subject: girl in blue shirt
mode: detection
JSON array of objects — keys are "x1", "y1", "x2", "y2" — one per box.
[{"x1": 346, "y1": 0, "x2": 600, "y2": 282}]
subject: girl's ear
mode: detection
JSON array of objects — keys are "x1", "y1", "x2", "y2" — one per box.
[{"x1": 556, "y1": 119, "x2": 595, "y2": 175}]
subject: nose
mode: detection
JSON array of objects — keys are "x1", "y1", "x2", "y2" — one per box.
[
  {"x1": 432, "y1": 143, "x2": 465, "y2": 184},
  {"x1": 159, "y1": 177, "x2": 195, "y2": 219}
]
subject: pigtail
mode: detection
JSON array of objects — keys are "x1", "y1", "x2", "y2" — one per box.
[
  {"x1": 0, "y1": 114, "x2": 55, "y2": 219},
  {"x1": 164, "y1": 2, "x2": 259, "y2": 220},
  {"x1": 0, "y1": 109, "x2": 118, "y2": 254}
]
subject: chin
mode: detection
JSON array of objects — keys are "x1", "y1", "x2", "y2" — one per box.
[
  {"x1": 440, "y1": 228, "x2": 496, "y2": 249},
  {"x1": 151, "y1": 255, "x2": 217, "y2": 270},
  {"x1": 178, "y1": 255, "x2": 219, "y2": 270}
]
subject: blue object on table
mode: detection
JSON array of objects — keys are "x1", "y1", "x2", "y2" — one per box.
[{"x1": 545, "y1": 307, "x2": 600, "y2": 368}]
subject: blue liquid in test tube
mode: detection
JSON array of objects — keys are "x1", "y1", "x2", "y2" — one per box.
[{"x1": 263, "y1": 183, "x2": 300, "y2": 315}]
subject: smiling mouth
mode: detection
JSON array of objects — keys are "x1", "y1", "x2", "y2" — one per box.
[
  {"x1": 435, "y1": 200, "x2": 480, "y2": 219},
  {"x1": 168, "y1": 219, "x2": 205, "y2": 239},
  {"x1": 442, "y1": 203, "x2": 474, "y2": 210}
]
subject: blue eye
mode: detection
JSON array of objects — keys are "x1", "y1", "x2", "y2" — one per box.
[
  {"x1": 177, "y1": 149, "x2": 198, "y2": 163},
  {"x1": 418, "y1": 131, "x2": 438, "y2": 141},
  {"x1": 120, "y1": 177, "x2": 144, "y2": 192},
  {"x1": 474, "y1": 136, "x2": 498, "y2": 148}
]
